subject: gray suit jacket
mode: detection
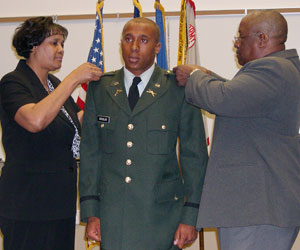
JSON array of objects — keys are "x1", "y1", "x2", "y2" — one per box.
[{"x1": 185, "y1": 49, "x2": 300, "y2": 228}]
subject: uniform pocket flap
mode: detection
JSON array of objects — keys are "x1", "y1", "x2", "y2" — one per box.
[
  {"x1": 155, "y1": 179, "x2": 184, "y2": 203},
  {"x1": 147, "y1": 116, "x2": 178, "y2": 132}
]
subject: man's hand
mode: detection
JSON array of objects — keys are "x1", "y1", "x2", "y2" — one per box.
[
  {"x1": 173, "y1": 65, "x2": 210, "y2": 87},
  {"x1": 173, "y1": 223, "x2": 197, "y2": 249},
  {"x1": 86, "y1": 217, "x2": 101, "y2": 242}
]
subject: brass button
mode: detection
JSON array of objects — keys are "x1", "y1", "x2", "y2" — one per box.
[
  {"x1": 128, "y1": 124, "x2": 134, "y2": 130},
  {"x1": 126, "y1": 159, "x2": 132, "y2": 166},
  {"x1": 125, "y1": 177, "x2": 132, "y2": 183},
  {"x1": 101, "y1": 124, "x2": 105, "y2": 128},
  {"x1": 161, "y1": 125, "x2": 166, "y2": 130},
  {"x1": 127, "y1": 141, "x2": 133, "y2": 148}
]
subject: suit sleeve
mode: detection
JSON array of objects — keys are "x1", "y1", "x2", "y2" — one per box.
[
  {"x1": 0, "y1": 75, "x2": 36, "y2": 120},
  {"x1": 178, "y1": 98, "x2": 208, "y2": 226},
  {"x1": 79, "y1": 82, "x2": 101, "y2": 222},
  {"x1": 185, "y1": 57, "x2": 288, "y2": 117}
]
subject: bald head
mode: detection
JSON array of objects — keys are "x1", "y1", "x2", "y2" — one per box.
[
  {"x1": 122, "y1": 17, "x2": 160, "y2": 43},
  {"x1": 243, "y1": 10, "x2": 288, "y2": 45},
  {"x1": 234, "y1": 10, "x2": 288, "y2": 65}
]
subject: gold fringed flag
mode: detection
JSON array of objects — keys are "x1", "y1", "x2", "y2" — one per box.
[
  {"x1": 186, "y1": 0, "x2": 200, "y2": 65},
  {"x1": 133, "y1": 0, "x2": 143, "y2": 17},
  {"x1": 77, "y1": 0, "x2": 105, "y2": 110},
  {"x1": 178, "y1": 0, "x2": 211, "y2": 147}
]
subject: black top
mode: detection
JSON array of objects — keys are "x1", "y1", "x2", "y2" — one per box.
[{"x1": 0, "y1": 60, "x2": 81, "y2": 220}]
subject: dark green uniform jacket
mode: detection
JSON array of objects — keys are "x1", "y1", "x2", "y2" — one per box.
[{"x1": 79, "y1": 65, "x2": 208, "y2": 250}]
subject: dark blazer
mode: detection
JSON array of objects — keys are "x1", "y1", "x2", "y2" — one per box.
[
  {"x1": 0, "y1": 60, "x2": 80, "y2": 220},
  {"x1": 185, "y1": 49, "x2": 300, "y2": 228},
  {"x1": 79, "y1": 65, "x2": 208, "y2": 250}
]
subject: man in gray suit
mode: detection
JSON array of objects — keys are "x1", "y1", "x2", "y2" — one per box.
[{"x1": 174, "y1": 10, "x2": 300, "y2": 250}]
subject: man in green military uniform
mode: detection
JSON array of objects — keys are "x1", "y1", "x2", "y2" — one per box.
[{"x1": 79, "y1": 17, "x2": 208, "y2": 250}]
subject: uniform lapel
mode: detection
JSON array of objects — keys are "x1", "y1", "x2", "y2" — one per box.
[
  {"x1": 105, "y1": 68, "x2": 132, "y2": 115},
  {"x1": 131, "y1": 65, "x2": 169, "y2": 116},
  {"x1": 104, "y1": 66, "x2": 170, "y2": 116}
]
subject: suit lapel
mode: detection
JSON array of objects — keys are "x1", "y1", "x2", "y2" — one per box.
[
  {"x1": 105, "y1": 69, "x2": 132, "y2": 115},
  {"x1": 49, "y1": 76, "x2": 77, "y2": 128}
]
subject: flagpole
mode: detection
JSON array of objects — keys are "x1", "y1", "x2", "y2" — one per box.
[
  {"x1": 177, "y1": 0, "x2": 186, "y2": 66},
  {"x1": 76, "y1": 0, "x2": 105, "y2": 110}
]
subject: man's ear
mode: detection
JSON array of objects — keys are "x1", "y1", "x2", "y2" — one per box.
[
  {"x1": 31, "y1": 46, "x2": 37, "y2": 54},
  {"x1": 258, "y1": 32, "x2": 269, "y2": 47},
  {"x1": 155, "y1": 42, "x2": 161, "y2": 54}
]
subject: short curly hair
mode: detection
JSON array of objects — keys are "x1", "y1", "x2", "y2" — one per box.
[{"x1": 12, "y1": 16, "x2": 68, "y2": 59}]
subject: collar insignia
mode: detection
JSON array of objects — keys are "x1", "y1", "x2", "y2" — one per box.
[
  {"x1": 146, "y1": 89, "x2": 157, "y2": 97},
  {"x1": 111, "y1": 81, "x2": 119, "y2": 86},
  {"x1": 114, "y1": 89, "x2": 123, "y2": 96}
]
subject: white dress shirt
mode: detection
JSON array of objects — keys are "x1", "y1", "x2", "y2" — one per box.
[{"x1": 124, "y1": 63, "x2": 155, "y2": 97}]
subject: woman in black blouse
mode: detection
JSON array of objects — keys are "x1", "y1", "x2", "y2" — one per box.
[{"x1": 0, "y1": 16, "x2": 101, "y2": 250}]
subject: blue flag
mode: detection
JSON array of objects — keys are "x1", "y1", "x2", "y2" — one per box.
[
  {"x1": 155, "y1": 1, "x2": 168, "y2": 69},
  {"x1": 133, "y1": 0, "x2": 142, "y2": 18}
]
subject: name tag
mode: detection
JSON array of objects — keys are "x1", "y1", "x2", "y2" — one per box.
[{"x1": 97, "y1": 115, "x2": 110, "y2": 123}]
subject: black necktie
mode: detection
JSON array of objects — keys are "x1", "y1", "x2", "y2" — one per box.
[{"x1": 128, "y1": 76, "x2": 141, "y2": 110}]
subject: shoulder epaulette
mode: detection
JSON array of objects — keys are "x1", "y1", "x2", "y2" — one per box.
[
  {"x1": 102, "y1": 70, "x2": 117, "y2": 77},
  {"x1": 164, "y1": 69, "x2": 175, "y2": 77}
]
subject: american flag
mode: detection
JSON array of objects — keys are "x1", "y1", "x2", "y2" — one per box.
[{"x1": 77, "y1": 0, "x2": 105, "y2": 110}]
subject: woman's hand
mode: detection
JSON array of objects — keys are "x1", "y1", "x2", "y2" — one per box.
[
  {"x1": 14, "y1": 63, "x2": 102, "y2": 133},
  {"x1": 65, "y1": 62, "x2": 103, "y2": 87}
]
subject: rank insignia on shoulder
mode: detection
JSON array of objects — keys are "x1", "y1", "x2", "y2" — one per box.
[
  {"x1": 165, "y1": 70, "x2": 175, "y2": 77},
  {"x1": 103, "y1": 71, "x2": 116, "y2": 76},
  {"x1": 97, "y1": 115, "x2": 110, "y2": 123},
  {"x1": 154, "y1": 83, "x2": 161, "y2": 88}
]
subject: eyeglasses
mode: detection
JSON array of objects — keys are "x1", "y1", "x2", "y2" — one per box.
[{"x1": 234, "y1": 32, "x2": 261, "y2": 43}]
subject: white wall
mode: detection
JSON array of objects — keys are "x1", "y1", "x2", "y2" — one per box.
[
  {"x1": 1, "y1": 10, "x2": 300, "y2": 160},
  {"x1": 0, "y1": 1, "x2": 300, "y2": 249},
  {"x1": 1, "y1": 0, "x2": 300, "y2": 17}
]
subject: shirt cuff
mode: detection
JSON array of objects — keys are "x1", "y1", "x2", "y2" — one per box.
[{"x1": 189, "y1": 68, "x2": 200, "y2": 77}]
